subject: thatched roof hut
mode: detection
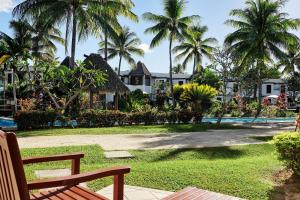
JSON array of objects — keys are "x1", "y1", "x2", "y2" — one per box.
[
  {"x1": 83, "y1": 53, "x2": 129, "y2": 94},
  {"x1": 60, "y1": 56, "x2": 78, "y2": 68},
  {"x1": 129, "y1": 61, "x2": 151, "y2": 76}
]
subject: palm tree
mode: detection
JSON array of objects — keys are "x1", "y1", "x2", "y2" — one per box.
[
  {"x1": 30, "y1": 19, "x2": 64, "y2": 61},
  {"x1": 224, "y1": 0, "x2": 300, "y2": 115},
  {"x1": 99, "y1": 26, "x2": 144, "y2": 76},
  {"x1": 9, "y1": 19, "x2": 64, "y2": 62},
  {"x1": 92, "y1": 0, "x2": 138, "y2": 61},
  {"x1": 278, "y1": 44, "x2": 300, "y2": 76},
  {"x1": 99, "y1": 26, "x2": 144, "y2": 109},
  {"x1": 0, "y1": 28, "x2": 31, "y2": 113},
  {"x1": 172, "y1": 63, "x2": 184, "y2": 74},
  {"x1": 173, "y1": 25, "x2": 217, "y2": 80},
  {"x1": 13, "y1": 0, "x2": 131, "y2": 68},
  {"x1": 143, "y1": 0, "x2": 199, "y2": 106}
]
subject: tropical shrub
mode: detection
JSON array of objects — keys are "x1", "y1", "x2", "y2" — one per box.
[
  {"x1": 14, "y1": 110, "x2": 58, "y2": 130},
  {"x1": 242, "y1": 101, "x2": 259, "y2": 117},
  {"x1": 177, "y1": 109, "x2": 193, "y2": 124},
  {"x1": 208, "y1": 100, "x2": 222, "y2": 117},
  {"x1": 179, "y1": 83, "x2": 218, "y2": 122},
  {"x1": 230, "y1": 110, "x2": 242, "y2": 117},
  {"x1": 166, "y1": 111, "x2": 178, "y2": 124},
  {"x1": 274, "y1": 133, "x2": 300, "y2": 176},
  {"x1": 78, "y1": 110, "x2": 127, "y2": 127}
]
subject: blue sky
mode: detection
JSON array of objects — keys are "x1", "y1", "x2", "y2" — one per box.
[{"x1": 1, "y1": 0, "x2": 300, "y2": 73}]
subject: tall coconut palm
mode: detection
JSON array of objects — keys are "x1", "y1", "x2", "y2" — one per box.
[
  {"x1": 99, "y1": 26, "x2": 144, "y2": 76},
  {"x1": 278, "y1": 44, "x2": 300, "y2": 76},
  {"x1": 143, "y1": 0, "x2": 199, "y2": 106},
  {"x1": 30, "y1": 19, "x2": 64, "y2": 61},
  {"x1": 0, "y1": 27, "x2": 31, "y2": 113},
  {"x1": 92, "y1": 0, "x2": 138, "y2": 61},
  {"x1": 13, "y1": 0, "x2": 130, "y2": 68},
  {"x1": 224, "y1": 0, "x2": 300, "y2": 115},
  {"x1": 173, "y1": 25, "x2": 217, "y2": 80},
  {"x1": 99, "y1": 26, "x2": 144, "y2": 109}
]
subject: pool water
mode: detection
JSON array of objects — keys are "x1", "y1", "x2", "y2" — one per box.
[
  {"x1": 0, "y1": 117, "x2": 295, "y2": 128},
  {"x1": 202, "y1": 117, "x2": 295, "y2": 124},
  {"x1": 0, "y1": 118, "x2": 17, "y2": 128}
]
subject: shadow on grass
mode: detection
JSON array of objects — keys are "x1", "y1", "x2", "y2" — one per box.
[
  {"x1": 250, "y1": 136, "x2": 274, "y2": 142},
  {"x1": 152, "y1": 146, "x2": 246, "y2": 162}
]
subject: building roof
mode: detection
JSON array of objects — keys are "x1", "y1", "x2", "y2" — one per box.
[
  {"x1": 83, "y1": 54, "x2": 129, "y2": 93},
  {"x1": 60, "y1": 56, "x2": 78, "y2": 68},
  {"x1": 129, "y1": 61, "x2": 151, "y2": 76},
  {"x1": 151, "y1": 72, "x2": 191, "y2": 79},
  {"x1": 121, "y1": 70, "x2": 191, "y2": 79}
]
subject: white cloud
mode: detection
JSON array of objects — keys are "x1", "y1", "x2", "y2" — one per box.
[
  {"x1": 139, "y1": 43, "x2": 153, "y2": 54},
  {"x1": 0, "y1": 0, "x2": 15, "y2": 12}
]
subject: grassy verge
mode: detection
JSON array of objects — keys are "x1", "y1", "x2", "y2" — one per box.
[
  {"x1": 16, "y1": 123, "x2": 244, "y2": 137},
  {"x1": 22, "y1": 144, "x2": 280, "y2": 200}
]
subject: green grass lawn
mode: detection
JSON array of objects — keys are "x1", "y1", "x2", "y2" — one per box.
[
  {"x1": 22, "y1": 144, "x2": 281, "y2": 200},
  {"x1": 16, "y1": 123, "x2": 244, "y2": 137}
]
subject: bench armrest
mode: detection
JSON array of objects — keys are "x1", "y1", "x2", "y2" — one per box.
[
  {"x1": 27, "y1": 166, "x2": 130, "y2": 200},
  {"x1": 23, "y1": 153, "x2": 85, "y2": 174}
]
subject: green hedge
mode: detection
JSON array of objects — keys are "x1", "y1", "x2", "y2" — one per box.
[
  {"x1": 274, "y1": 132, "x2": 300, "y2": 176},
  {"x1": 14, "y1": 110, "x2": 58, "y2": 130},
  {"x1": 77, "y1": 109, "x2": 195, "y2": 128}
]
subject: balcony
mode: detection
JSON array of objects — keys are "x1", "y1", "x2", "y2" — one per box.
[{"x1": 126, "y1": 85, "x2": 152, "y2": 94}]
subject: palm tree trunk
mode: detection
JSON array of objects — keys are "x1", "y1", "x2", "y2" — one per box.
[
  {"x1": 115, "y1": 55, "x2": 122, "y2": 110},
  {"x1": 169, "y1": 38, "x2": 175, "y2": 107},
  {"x1": 104, "y1": 29, "x2": 108, "y2": 61},
  {"x1": 12, "y1": 69, "x2": 17, "y2": 114},
  {"x1": 192, "y1": 55, "x2": 196, "y2": 81},
  {"x1": 70, "y1": 6, "x2": 77, "y2": 69}
]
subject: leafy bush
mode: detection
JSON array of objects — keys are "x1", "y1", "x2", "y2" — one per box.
[
  {"x1": 276, "y1": 109, "x2": 296, "y2": 117},
  {"x1": 156, "y1": 112, "x2": 167, "y2": 124},
  {"x1": 14, "y1": 110, "x2": 58, "y2": 130},
  {"x1": 178, "y1": 109, "x2": 193, "y2": 124},
  {"x1": 166, "y1": 111, "x2": 178, "y2": 124},
  {"x1": 78, "y1": 110, "x2": 127, "y2": 127},
  {"x1": 261, "y1": 105, "x2": 279, "y2": 118},
  {"x1": 243, "y1": 101, "x2": 259, "y2": 117},
  {"x1": 208, "y1": 100, "x2": 222, "y2": 117},
  {"x1": 230, "y1": 110, "x2": 242, "y2": 117},
  {"x1": 274, "y1": 133, "x2": 300, "y2": 176}
]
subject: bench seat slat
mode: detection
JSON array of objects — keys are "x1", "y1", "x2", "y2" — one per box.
[{"x1": 30, "y1": 186, "x2": 108, "y2": 200}]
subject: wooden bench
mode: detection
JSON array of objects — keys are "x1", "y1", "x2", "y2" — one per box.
[
  {"x1": 0, "y1": 131, "x2": 130, "y2": 200},
  {"x1": 163, "y1": 187, "x2": 242, "y2": 200}
]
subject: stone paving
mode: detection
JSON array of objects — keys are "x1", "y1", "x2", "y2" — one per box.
[
  {"x1": 18, "y1": 127, "x2": 293, "y2": 150},
  {"x1": 104, "y1": 151, "x2": 134, "y2": 159},
  {"x1": 97, "y1": 185, "x2": 174, "y2": 200},
  {"x1": 35, "y1": 169, "x2": 71, "y2": 178}
]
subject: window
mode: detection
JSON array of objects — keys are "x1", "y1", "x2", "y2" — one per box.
[
  {"x1": 266, "y1": 85, "x2": 272, "y2": 94},
  {"x1": 233, "y1": 84, "x2": 238, "y2": 93},
  {"x1": 178, "y1": 81, "x2": 184, "y2": 85},
  {"x1": 130, "y1": 76, "x2": 143, "y2": 85}
]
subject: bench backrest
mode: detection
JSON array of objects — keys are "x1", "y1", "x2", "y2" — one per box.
[{"x1": 0, "y1": 131, "x2": 29, "y2": 200}]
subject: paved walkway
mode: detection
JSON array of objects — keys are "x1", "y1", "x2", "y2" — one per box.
[
  {"x1": 18, "y1": 127, "x2": 293, "y2": 150},
  {"x1": 97, "y1": 185, "x2": 174, "y2": 200}
]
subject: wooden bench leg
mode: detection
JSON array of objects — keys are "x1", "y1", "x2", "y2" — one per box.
[{"x1": 113, "y1": 174, "x2": 124, "y2": 200}]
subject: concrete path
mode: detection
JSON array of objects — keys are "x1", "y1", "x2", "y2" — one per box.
[
  {"x1": 97, "y1": 185, "x2": 174, "y2": 200},
  {"x1": 18, "y1": 127, "x2": 293, "y2": 150}
]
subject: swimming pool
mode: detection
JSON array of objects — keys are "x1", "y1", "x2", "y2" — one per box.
[
  {"x1": 202, "y1": 117, "x2": 295, "y2": 124},
  {"x1": 0, "y1": 117, "x2": 17, "y2": 128},
  {"x1": 0, "y1": 117, "x2": 295, "y2": 129}
]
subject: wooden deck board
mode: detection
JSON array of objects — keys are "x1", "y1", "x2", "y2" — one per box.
[{"x1": 163, "y1": 187, "x2": 242, "y2": 200}]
